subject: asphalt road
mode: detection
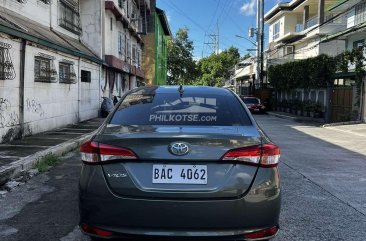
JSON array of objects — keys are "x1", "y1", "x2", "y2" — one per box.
[{"x1": 0, "y1": 115, "x2": 365, "y2": 241}]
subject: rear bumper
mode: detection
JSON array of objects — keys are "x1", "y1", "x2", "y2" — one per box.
[{"x1": 79, "y1": 165, "x2": 281, "y2": 240}]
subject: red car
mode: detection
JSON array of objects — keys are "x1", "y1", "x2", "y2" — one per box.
[{"x1": 241, "y1": 96, "x2": 266, "y2": 114}]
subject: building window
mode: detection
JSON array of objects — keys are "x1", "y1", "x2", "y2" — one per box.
[
  {"x1": 118, "y1": 31, "x2": 126, "y2": 57},
  {"x1": 126, "y1": 39, "x2": 131, "y2": 62},
  {"x1": 353, "y1": 39, "x2": 365, "y2": 50},
  {"x1": 118, "y1": 0, "x2": 126, "y2": 9},
  {"x1": 132, "y1": 43, "x2": 137, "y2": 66},
  {"x1": 58, "y1": 0, "x2": 82, "y2": 35},
  {"x1": 59, "y1": 62, "x2": 76, "y2": 84},
  {"x1": 34, "y1": 56, "x2": 57, "y2": 83},
  {"x1": 0, "y1": 43, "x2": 16, "y2": 80},
  {"x1": 355, "y1": 1, "x2": 366, "y2": 25},
  {"x1": 137, "y1": 49, "x2": 142, "y2": 68},
  {"x1": 39, "y1": 0, "x2": 50, "y2": 4},
  {"x1": 81, "y1": 70, "x2": 91, "y2": 82},
  {"x1": 273, "y1": 21, "x2": 280, "y2": 40}
]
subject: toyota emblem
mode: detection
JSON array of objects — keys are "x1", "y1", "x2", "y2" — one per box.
[{"x1": 169, "y1": 142, "x2": 190, "y2": 156}]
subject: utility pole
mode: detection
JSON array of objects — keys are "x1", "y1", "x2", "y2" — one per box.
[
  {"x1": 216, "y1": 22, "x2": 220, "y2": 55},
  {"x1": 204, "y1": 28, "x2": 219, "y2": 55},
  {"x1": 260, "y1": 0, "x2": 264, "y2": 89},
  {"x1": 256, "y1": 0, "x2": 261, "y2": 92}
]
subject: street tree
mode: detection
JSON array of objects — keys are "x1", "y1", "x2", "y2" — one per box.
[
  {"x1": 196, "y1": 46, "x2": 240, "y2": 87},
  {"x1": 167, "y1": 27, "x2": 197, "y2": 85}
]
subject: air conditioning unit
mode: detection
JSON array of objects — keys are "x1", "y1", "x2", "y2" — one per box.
[{"x1": 285, "y1": 46, "x2": 294, "y2": 55}]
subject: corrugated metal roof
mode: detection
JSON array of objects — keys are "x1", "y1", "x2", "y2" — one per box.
[{"x1": 0, "y1": 7, "x2": 101, "y2": 63}]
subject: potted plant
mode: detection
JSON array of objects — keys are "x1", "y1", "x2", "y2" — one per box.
[
  {"x1": 303, "y1": 100, "x2": 312, "y2": 117},
  {"x1": 281, "y1": 99, "x2": 288, "y2": 112},
  {"x1": 313, "y1": 102, "x2": 323, "y2": 118},
  {"x1": 296, "y1": 100, "x2": 303, "y2": 116},
  {"x1": 309, "y1": 101, "x2": 316, "y2": 118}
]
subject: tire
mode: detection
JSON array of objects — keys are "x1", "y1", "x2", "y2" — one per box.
[
  {"x1": 90, "y1": 237, "x2": 105, "y2": 241},
  {"x1": 101, "y1": 110, "x2": 109, "y2": 118}
]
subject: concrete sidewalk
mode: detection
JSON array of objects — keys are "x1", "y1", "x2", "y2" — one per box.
[
  {"x1": 267, "y1": 111, "x2": 366, "y2": 137},
  {"x1": 0, "y1": 118, "x2": 104, "y2": 186},
  {"x1": 266, "y1": 111, "x2": 325, "y2": 125}
]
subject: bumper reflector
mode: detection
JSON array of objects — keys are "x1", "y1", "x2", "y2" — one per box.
[
  {"x1": 244, "y1": 226, "x2": 278, "y2": 240},
  {"x1": 80, "y1": 223, "x2": 113, "y2": 237}
]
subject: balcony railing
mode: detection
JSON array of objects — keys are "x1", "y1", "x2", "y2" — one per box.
[
  {"x1": 305, "y1": 16, "x2": 319, "y2": 29},
  {"x1": 295, "y1": 24, "x2": 304, "y2": 32}
]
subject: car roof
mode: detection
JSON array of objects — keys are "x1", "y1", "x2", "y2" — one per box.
[{"x1": 130, "y1": 85, "x2": 234, "y2": 96}]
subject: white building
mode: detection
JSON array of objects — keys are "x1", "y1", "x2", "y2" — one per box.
[
  {"x1": 265, "y1": 0, "x2": 346, "y2": 65},
  {"x1": 0, "y1": 0, "x2": 102, "y2": 143},
  {"x1": 81, "y1": 0, "x2": 150, "y2": 98},
  {"x1": 322, "y1": 0, "x2": 366, "y2": 122}
]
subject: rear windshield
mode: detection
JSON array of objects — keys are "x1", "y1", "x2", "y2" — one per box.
[
  {"x1": 243, "y1": 98, "x2": 260, "y2": 104},
  {"x1": 110, "y1": 91, "x2": 252, "y2": 126}
]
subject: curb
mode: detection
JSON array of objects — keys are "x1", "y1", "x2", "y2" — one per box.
[
  {"x1": 322, "y1": 120, "x2": 362, "y2": 127},
  {"x1": 0, "y1": 131, "x2": 95, "y2": 186},
  {"x1": 267, "y1": 112, "x2": 324, "y2": 125}
]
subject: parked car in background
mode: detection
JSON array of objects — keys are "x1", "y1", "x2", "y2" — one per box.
[
  {"x1": 241, "y1": 96, "x2": 266, "y2": 113},
  {"x1": 80, "y1": 86, "x2": 281, "y2": 241}
]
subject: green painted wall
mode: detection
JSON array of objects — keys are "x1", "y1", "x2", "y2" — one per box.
[{"x1": 155, "y1": 12, "x2": 169, "y2": 85}]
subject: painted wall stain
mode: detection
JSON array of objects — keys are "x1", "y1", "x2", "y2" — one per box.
[{"x1": 26, "y1": 99, "x2": 45, "y2": 117}]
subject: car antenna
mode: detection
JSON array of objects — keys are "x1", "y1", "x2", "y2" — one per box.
[{"x1": 178, "y1": 85, "x2": 184, "y2": 97}]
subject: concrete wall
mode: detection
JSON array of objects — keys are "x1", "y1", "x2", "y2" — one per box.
[
  {"x1": 284, "y1": 13, "x2": 298, "y2": 34},
  {"x1": 0, "y1": 35, "x2": 21, "y2": 142},
  {"x1": 80, "y1": 0, "x2": 103, "y2": 58},
  {"x1": 0, "y1": 32, "x2": 100, "y2": 143},
  {"x1": 319, "y1": 40, "x2": 346, "y2": 57},
  {"x1": 0, "y1": 0, "x2": 50, "y2": 27}
]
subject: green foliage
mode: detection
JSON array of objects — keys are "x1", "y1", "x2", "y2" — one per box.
[
  {"x1": 195, "y1": 46, "x2": 240, "y2": 87},
  {"x1": 268, "y1": 54, "x2": 336, "y2": 91},
  {"x1": 35, "y1": 153, "x2": 59, "y2": 172},
  {"x1": 167, "y1": 27, "x2": 197, "y2": 85},
  {"x1": 268, "y1": 50, "x2": 365, "y2": 104}
]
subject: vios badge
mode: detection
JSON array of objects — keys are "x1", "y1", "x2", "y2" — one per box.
[{"x1": 169, "y1": 142, "x2": 190, "y2": 156}]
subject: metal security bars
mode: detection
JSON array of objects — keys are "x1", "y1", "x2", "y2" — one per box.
[
  {"x1": 34, "y1": 56, "x2": 57, "y2": 83},
  {"x1": 59, "y1": 62, "x2": 76, "y2": 84},
  {"x1": 0, "y1": 42, "x2": 16, "y2": 80},
  {"x1": 58, "y1": 0, "x2": 82, "y2": 34}
]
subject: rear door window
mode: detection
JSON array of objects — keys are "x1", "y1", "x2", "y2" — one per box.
[{"x1": 110, "y1": 91, "x2": 251, "y2": 126}]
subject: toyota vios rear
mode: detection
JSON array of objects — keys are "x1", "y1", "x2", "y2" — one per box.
[{"x1": 79, "y1": 86, "x2": 281, "y2": 240}]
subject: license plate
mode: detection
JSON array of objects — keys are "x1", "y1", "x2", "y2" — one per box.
[
  {"x1": 254, "y1": 109, "x2": 260, "y2": 111},
  {"x1": 152, "y1": 164, "x2": 207, "y2": 184}
]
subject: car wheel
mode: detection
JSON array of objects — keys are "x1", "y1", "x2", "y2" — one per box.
[
  {"x1": 101, "y1": 111, "x2": 109, "y2": 118},
  {"x1": 90, "y1": 237, "x2": 104, "y2": 241}
]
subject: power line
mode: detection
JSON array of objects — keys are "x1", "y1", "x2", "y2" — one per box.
[{"x1": 207, "y1": 0, "x2": 221, "y2": 32}]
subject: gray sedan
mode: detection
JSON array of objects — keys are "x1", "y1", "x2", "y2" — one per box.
[{"x1": 79, "y1": 86, "x2": 281, "y2": 241}]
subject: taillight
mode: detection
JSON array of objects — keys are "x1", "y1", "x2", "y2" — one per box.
[
  {"x1": 244, "y1": 226, "x2": 278, "y2": 239},
  {"x1": 80, "y1": 223, "x2": 113, "y2": 237},
  {"x1": 80, "y1": 140, "x2": 137, "y2": 163},
  {"x1": 222, "y1": 144, "x2": 280, "y2": 167}
]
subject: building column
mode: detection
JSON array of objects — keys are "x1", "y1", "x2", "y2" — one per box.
[
  {"x1": 318, "y1": 0, "x2": 325, "y2": 24},
  {"x1": 303, "y1": 5, "x2": 309, "y2": 29}
]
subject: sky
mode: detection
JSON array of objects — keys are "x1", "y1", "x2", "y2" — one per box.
[{"x1": 156, "y1": 0, "x2": 282, "y2": 59}]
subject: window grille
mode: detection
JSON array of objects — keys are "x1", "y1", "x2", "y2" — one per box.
[
  {"x1": 59, "y1": 62, "x2": 76, "y2": 84},
  {"x1": 0, "y1": 42, "x2": 16, "y2": 80},
  {"x1": 34, "y1": 56, "x2": 57, "y2": 83},
  {"x1": 59, "y1": 0, "x2": 82, "y2": 34}
]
